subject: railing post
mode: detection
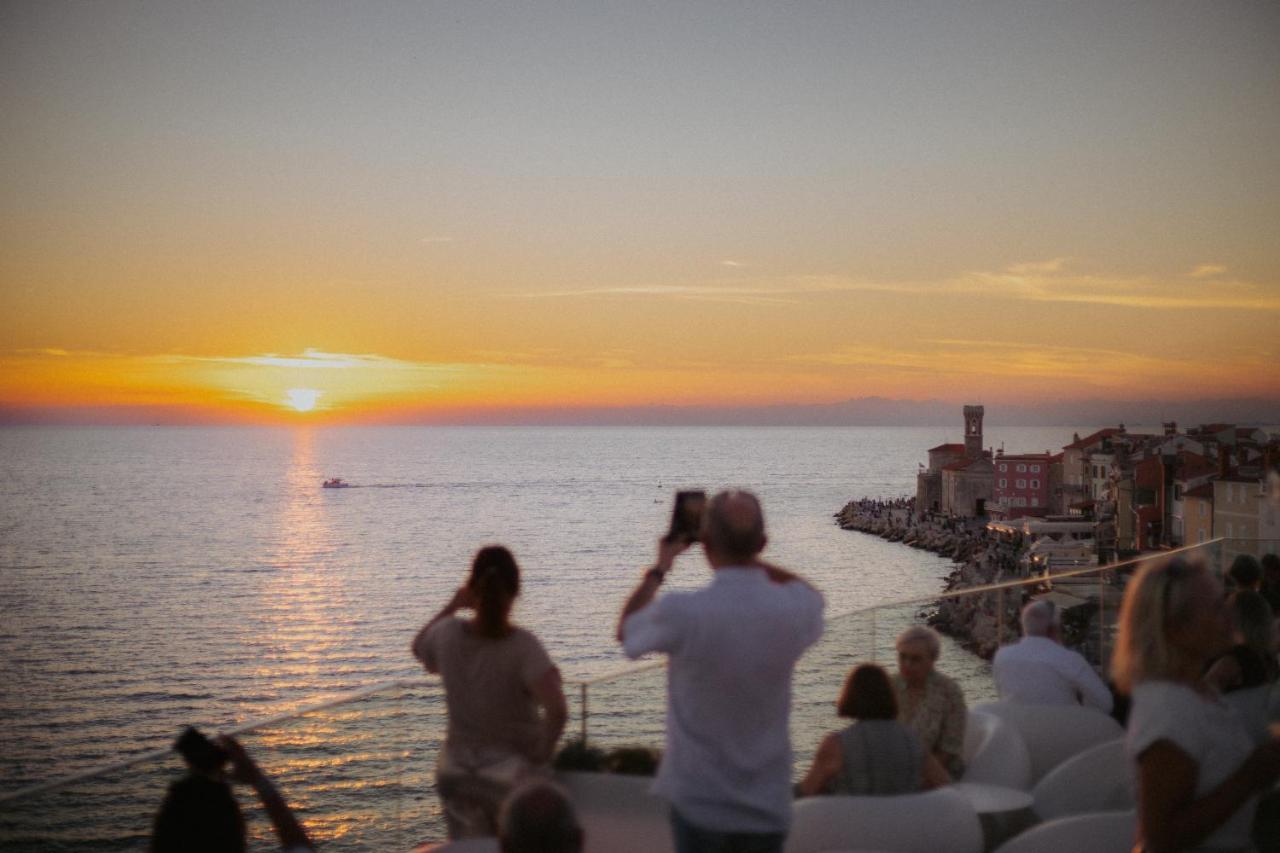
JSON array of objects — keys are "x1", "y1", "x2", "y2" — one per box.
[
  {"x1": 580, "y1": 682, "x2": 588, "y2": 747},
  {"x1": 870, "y1": 607, "x2": 877, "y2": 664},
  {"x1": 997, "y1": 587, "x2": 1004, "y2": 646},
  {"x1": 1098, "y1": 572, "x2": 1106, "y2": 667}
]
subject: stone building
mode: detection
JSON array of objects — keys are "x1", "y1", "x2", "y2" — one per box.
[{"x1": 917, "y1": 404, "x2": 993, "y2": 518}]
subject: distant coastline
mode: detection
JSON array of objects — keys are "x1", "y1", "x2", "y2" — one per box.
[{"x1": 3, "y1": 395, "x2": 1278, "y2": 427}]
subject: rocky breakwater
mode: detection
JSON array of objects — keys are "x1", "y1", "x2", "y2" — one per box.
[{"x1": 835, "y1": 498, "x2": 1024, "y2": 659}]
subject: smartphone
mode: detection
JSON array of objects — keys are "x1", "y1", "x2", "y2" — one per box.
[
  {"x1": 666, "y1": 490, "x2": 707, "y2": 543},
  {"x1": 174, "y1": 726, "x2": 228, "y2": 773}
]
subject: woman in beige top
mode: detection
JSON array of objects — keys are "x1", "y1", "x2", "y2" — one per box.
[{"x1": 412, "y1": 546, "x2": 568, "y2": 839}]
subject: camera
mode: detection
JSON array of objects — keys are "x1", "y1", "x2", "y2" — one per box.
[{"x1": 666, "y1": 490, "x2": 707, "y2": 544}]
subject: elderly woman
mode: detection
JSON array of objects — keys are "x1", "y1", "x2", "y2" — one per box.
[
  {"x1": 1113, "y1": 556, "x2": 1280, "y2": 852},
  {"x1": 892, "y1": 625, "x2": 966, "y2": 780},
  {"x1": 798, "y1": 663, "x2": 946, "y2": 797}
]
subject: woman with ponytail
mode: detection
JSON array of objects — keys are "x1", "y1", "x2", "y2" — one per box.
[{"x1": 412, "y1": 546, "x2": 567, "y2": 840}]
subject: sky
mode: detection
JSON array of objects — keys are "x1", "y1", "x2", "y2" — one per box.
[{"x1": 2, "y1": 1, "x2": 1278, "y2": 424}]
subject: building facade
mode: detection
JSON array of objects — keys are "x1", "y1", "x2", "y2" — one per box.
[{"x1": 992, "y1": 452, "x2": 1052, "y2": 518}]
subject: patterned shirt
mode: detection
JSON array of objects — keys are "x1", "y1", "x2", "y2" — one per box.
[{"x1": 893, "y1": 669, "x2": 966, "y2": 777}]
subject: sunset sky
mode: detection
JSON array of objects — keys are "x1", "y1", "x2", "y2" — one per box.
[{"x1": 2, "y1": 2, "x2": 1278, "y2": 423}]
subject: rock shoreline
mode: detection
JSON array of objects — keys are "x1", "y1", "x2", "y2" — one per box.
[{"x1": 834, "y1": 497, "x2": 1024, "y2": 659}]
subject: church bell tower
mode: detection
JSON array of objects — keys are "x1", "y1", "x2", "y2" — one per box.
[{"x1": 963, "y1": 405, "x2": 984, "y2": 458}]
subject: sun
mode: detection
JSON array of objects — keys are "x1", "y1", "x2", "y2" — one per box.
[{"x1": 284, "y1": 388, "x2": 322, "y2": 412}]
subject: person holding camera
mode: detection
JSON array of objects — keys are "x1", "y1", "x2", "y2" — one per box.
[
  {"x1": 150, "y1": 729, "x2": 313, "y2": 853},
  {"x1": 616, "y1": 489, "x2": 824, "y2": 853}
]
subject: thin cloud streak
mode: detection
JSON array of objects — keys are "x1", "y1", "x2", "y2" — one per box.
[
  {"x1": 512, "y1": 261, "x2": 1279, "y2": 312},
  {"x1": 1189, "y1": 264, "x2": 1227, "y2": 278}
]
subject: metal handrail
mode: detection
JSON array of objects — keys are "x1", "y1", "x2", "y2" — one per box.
[
  {"x1": 0, "y1": 539, "x2": 1230, "y2": 808},
  {"x1": 0, "y1": 675, "x2": 421, "y2": 806}
]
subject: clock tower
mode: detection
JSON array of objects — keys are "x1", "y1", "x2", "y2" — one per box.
[{"x1": 963, "y1": 405, "x2": 984, "y2": 459}]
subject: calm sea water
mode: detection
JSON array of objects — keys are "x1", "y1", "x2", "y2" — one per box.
[{"x1": 0, "y1": 425, "x2": 1079, "y2": 799}]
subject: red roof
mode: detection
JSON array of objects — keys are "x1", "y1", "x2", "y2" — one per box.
[
  {"x1": 998, "y1": 452, "x2": 1053, "y2": 461},
  {"x1": 1063, "y1": 428, "x2": 1123, "y2": 450},
  {"x1": 1175, "y1": 451, "x2": 1216, "y2": 481},
  {"x1": 942, "y1": 458, "x2": 988, "y2": 472},
  {"x1": 928, "y1": 443, "x2": 965, "y2": 453}
]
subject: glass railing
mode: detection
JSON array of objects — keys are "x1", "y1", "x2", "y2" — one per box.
[{"x1": 4, "y1": 538, "x2": 1273, "y2": 849}]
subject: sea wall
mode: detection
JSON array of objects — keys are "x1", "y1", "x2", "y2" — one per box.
[{"x1": 834, "y1": 497, "x2": 1024, "y2": 658}]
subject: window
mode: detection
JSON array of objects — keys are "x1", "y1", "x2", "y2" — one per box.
[
  {"x1": 1031, "y1": 479, "x2": 1040, "y2": 489},
  {"x1": 1200, "y1": 503, "x2": 1207, "y2": 517},
  {"x1": 999, "y1": 478, "x2": 1007, "y2": 488},
  {"x1": 1031, "y1": 465, "x2": 1040, "y2": 473},
  {"x1": 1017, "y1": 464, "x2": 1027, "y2": 473},
  {"x1": 1198, "y1": 530, "x2": 1206, "y2": 543},
  {"x1": 1016, "y1": 479, "x2": 1026, "y2": 489},
  {"x1": 999, "y1": 464, "x2": 1007, "y2": 472},
  {"x1": 1227, "y1": 522, "x2": 1234, "y2": 538}
]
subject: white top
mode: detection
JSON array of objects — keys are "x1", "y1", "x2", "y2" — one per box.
[
  {"x1": 622, "y1": 566, "x2": 824, "y2": 833},
  {"x1": 992, "y1": 636, "x2": 1113, "y2": 712},
  {"x1": 1126, "y1": 680, "x2": 1258, "y2": 851}
]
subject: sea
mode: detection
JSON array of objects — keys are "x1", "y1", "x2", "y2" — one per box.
[{"x1": 0, "y1": 424, "x2": 1082, "y2": 844}]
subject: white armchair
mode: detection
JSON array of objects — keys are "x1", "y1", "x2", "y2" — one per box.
[{"x1": 785, "y1": 788, "x2": 982, "y2": 853}]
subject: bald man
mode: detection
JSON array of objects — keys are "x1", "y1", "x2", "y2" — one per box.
[{"x1": 617, "y1": 490, "x2": 824, "y2": 853}]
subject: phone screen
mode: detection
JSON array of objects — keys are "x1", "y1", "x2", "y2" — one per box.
[{"x1": 668, "y1": 490, "x2": 707, "y2": 543}]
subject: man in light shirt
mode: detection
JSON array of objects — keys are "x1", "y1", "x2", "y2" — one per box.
[
  {"x1": 616, "y1": 490, "x2": 824, "y2": 853},
  {"x1": 993, "y1": 599, "x2": 1113, "y2": 713}
]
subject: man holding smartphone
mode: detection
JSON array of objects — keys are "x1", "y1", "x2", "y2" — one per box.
[{"x1": 616, "y1": 490, "x2": 824, "y2": 853}]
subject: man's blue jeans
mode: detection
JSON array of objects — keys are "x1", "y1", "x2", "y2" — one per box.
[{"x1": 669, "y1": 808, "x2": 786, "y2": 853}]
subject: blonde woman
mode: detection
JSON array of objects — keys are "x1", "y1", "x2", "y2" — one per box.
[{"x1": 1113, "y1": 556, "x2": 1280, "y2": 852}]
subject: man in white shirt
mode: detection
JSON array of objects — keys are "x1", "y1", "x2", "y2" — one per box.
[
  {"x1": 992, "y1": 600, "x2": 1113, "y2": 713},
  {"x1": 616, "y1": 490, "x2": 824, "y2": 853}
]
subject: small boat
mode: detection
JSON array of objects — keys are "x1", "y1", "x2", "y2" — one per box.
[{"x1": 322, "y1": 478, "x2": 350, "y2": 489}]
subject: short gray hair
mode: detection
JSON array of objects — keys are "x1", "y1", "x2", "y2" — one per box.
[
  {"x1": 895, "y1": 625, "x2": 941, "y2": 661},
  {"x1": 1020, "y1": 600, "x2": 1060, "y2": 638},
  {"x1": 499, "y1": 782, "x2": 583, "y2": 853}
]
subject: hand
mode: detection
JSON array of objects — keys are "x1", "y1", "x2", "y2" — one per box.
[
  {"x1": 656, "y1": 536, "x2": 691, "y2": 572},
  {"x1": 446, "y1": 586, "x2": 476, "y2": 612},
  {"x1": 217, "y1": 735, "x2": 265, "y2": 786}
]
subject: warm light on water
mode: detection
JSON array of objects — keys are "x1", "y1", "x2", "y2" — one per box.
[{"x1": 0, "y1": 424, "x2": 1083, "y2": 845}]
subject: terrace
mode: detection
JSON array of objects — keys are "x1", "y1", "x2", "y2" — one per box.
[{"x1": 3, "y1": 538, "x2": 1276, "y2": 851}]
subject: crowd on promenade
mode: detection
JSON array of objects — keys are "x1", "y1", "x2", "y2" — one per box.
[{"x1": 149, "y1": 491, "x2": 1280, "y2": 853}]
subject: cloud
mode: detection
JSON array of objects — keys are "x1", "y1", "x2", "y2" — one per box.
[
  {"x1": 720, "y1": 259, "x2": 746, "y2": 268},
  {"x1": 507, "y1": 260, "x2": 1280, "y2": 313},
  {"x1": 1007, "y1": 258, "x2": 1069, "y2": 275},
  {"x1": 183, "y1": 349, "x2": 427, "y2": 371},
  {"x1": 1189, "y1": 264, "x2": 1227, "y2": 278},
  {"x1": 516, "y1": 284, "x2": 801, "y2": 306},
  {"x1": 787, "y1": 338, "x2": 1212, "y2": 388}
]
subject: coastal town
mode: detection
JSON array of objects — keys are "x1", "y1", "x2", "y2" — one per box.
[{"x1": 836, "y1": 405, "x2": 1280, "y2": 658}]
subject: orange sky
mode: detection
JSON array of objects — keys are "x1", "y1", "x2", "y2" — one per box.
[{"x1": 2, "y1": 4, "x2": 1278, "y2": 423}]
